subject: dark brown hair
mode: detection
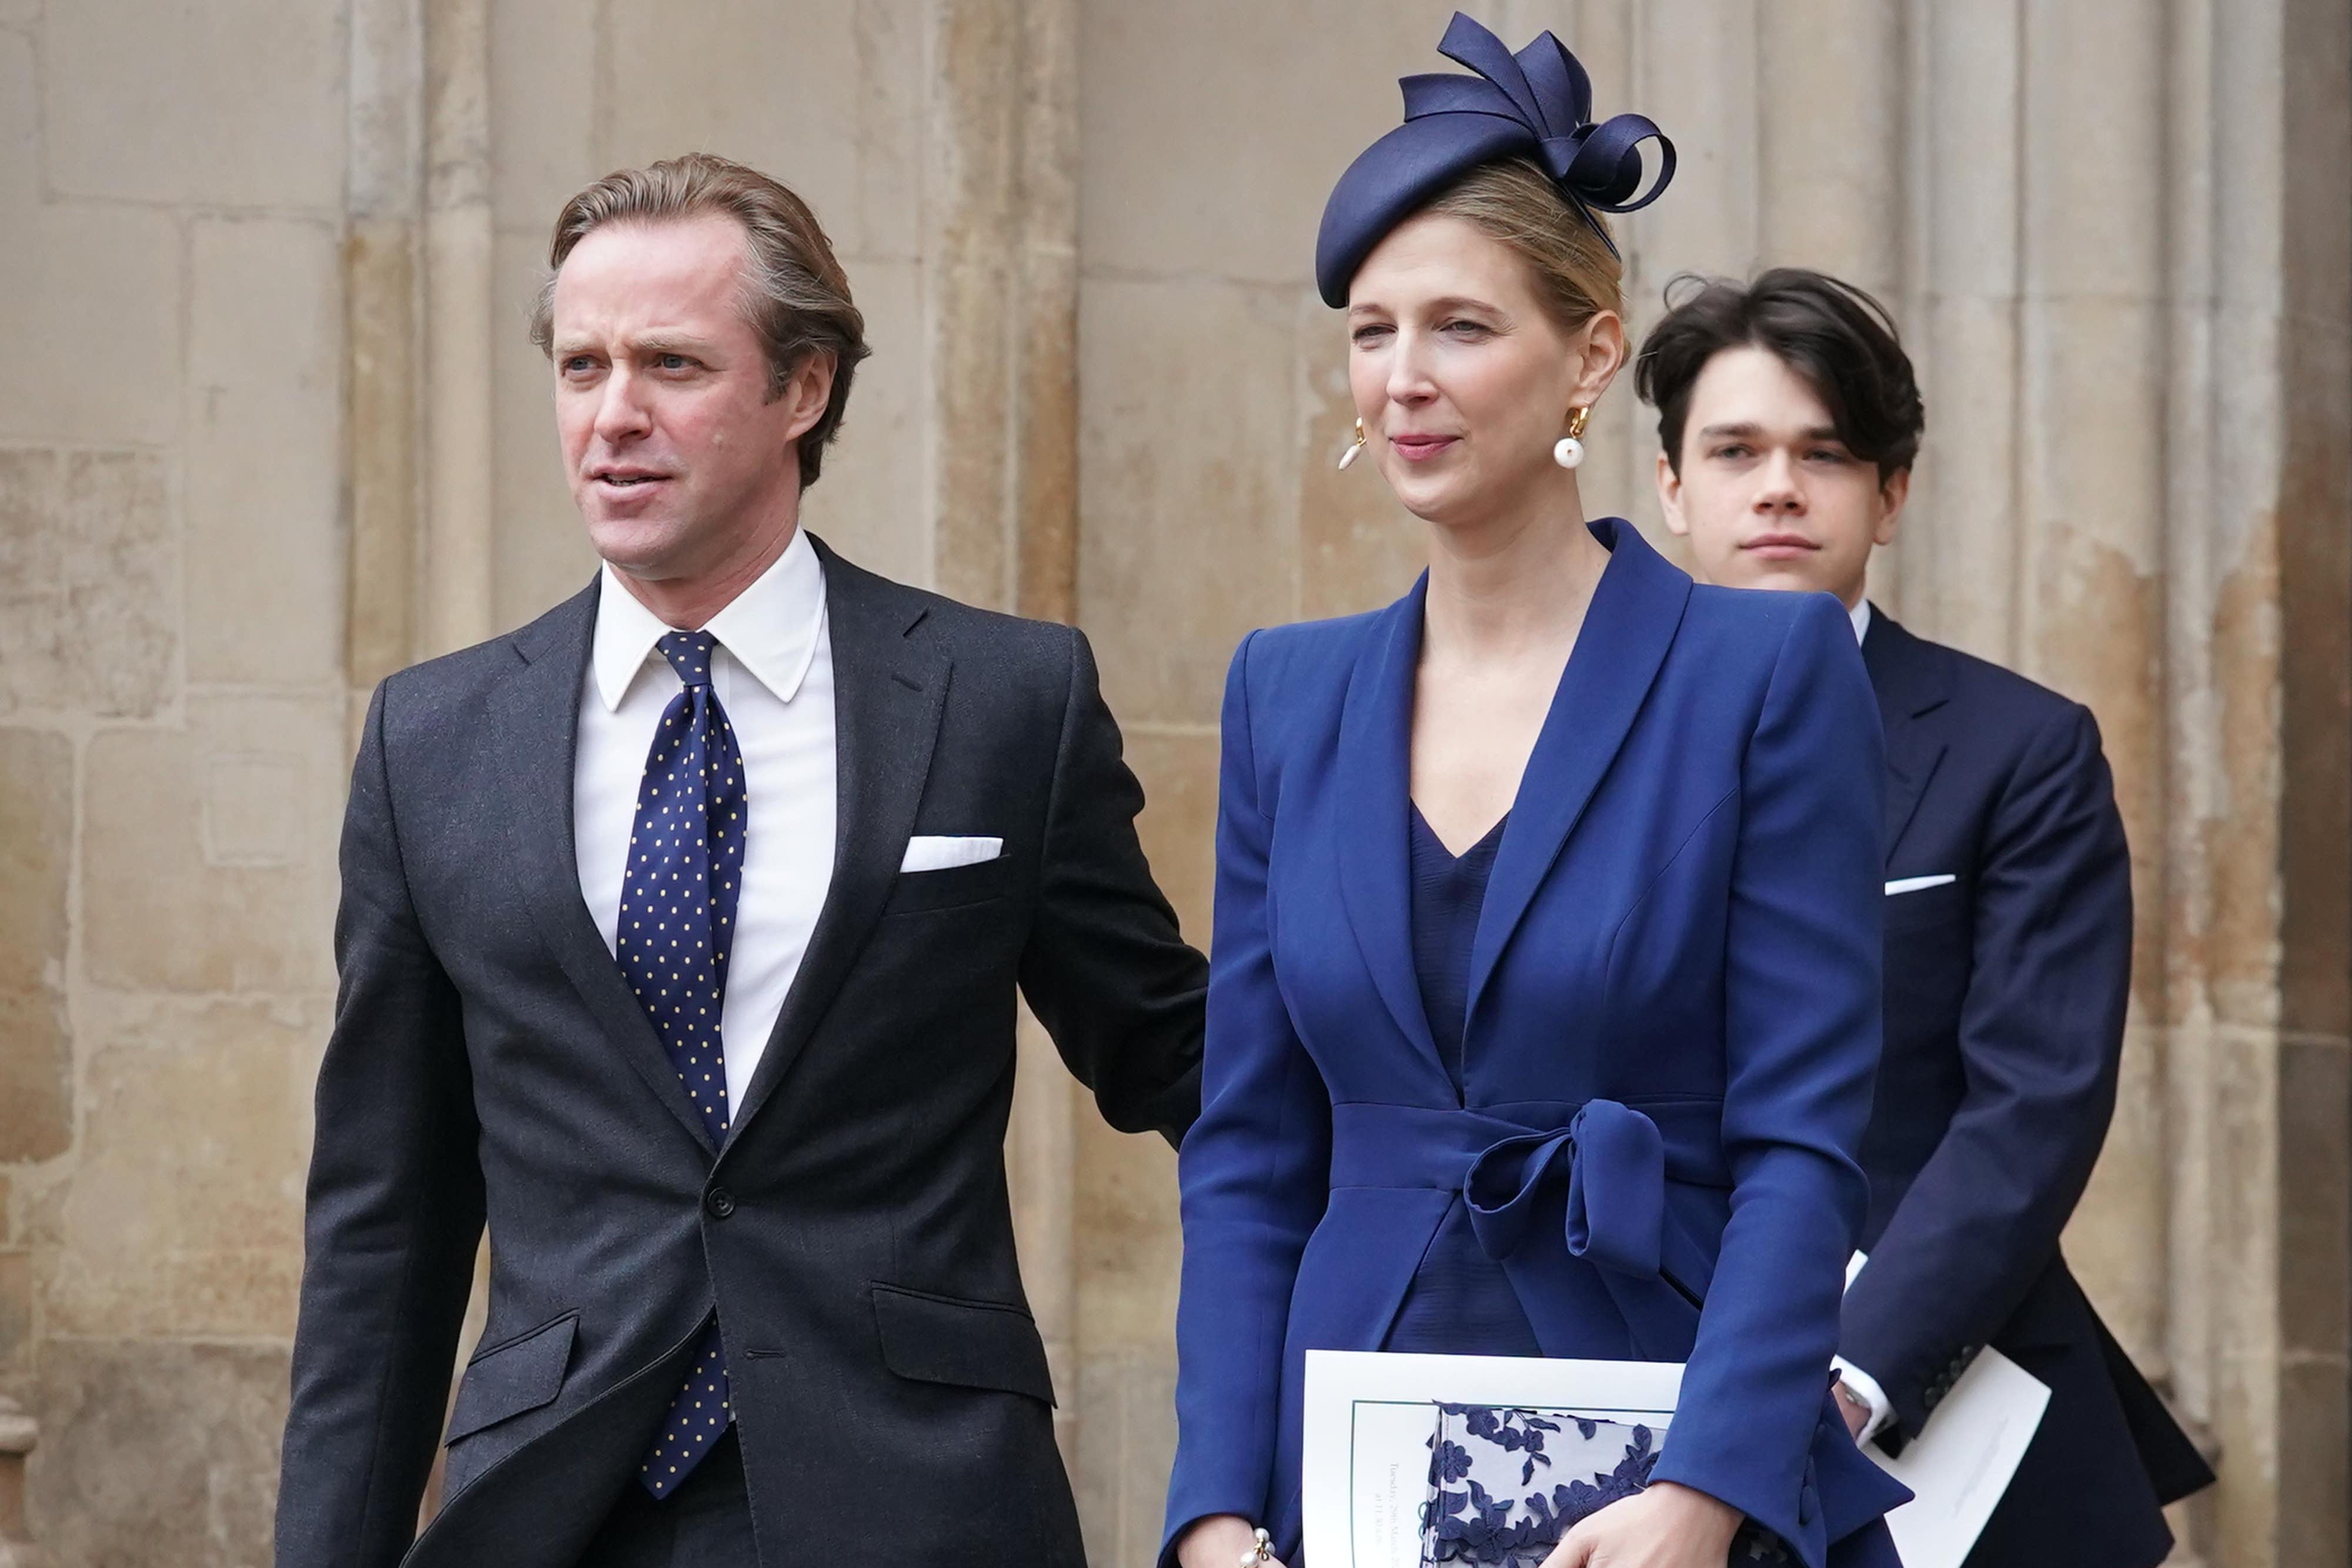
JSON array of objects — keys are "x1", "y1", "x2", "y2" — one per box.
[
  {"x1": 530, "y1": 152, "x2": 871, "y2": 489},
  {"x1": 1634, "y1": 268, "x2": 1924, "y2": 484}
]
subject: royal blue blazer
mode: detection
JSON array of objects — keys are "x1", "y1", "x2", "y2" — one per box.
[{"x1": 1162, "y1": 520, "x2": 1912, "y2": 1568}]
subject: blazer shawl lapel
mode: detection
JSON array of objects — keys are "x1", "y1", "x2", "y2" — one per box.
[
  {"x1": 1332, "y1": 580, "x2": 1444, "y2": 1071},
  {"x1": 492, "y1": 583, "x2": 716, "y2": 1156},
  {"x1": 725, "y1": 539, "x2": 947, "y2": 1145},
  {"x1": 1466, "y1": 519, "x2": 1690, "y2": 1019},
  {"x1": 1860, "y1": 607, "x2": 1952, "y2": 859}
]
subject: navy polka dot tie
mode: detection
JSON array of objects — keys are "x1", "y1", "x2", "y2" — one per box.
[{"x1": 622, "y1": 630, "x2": 747, "y2": 1498}]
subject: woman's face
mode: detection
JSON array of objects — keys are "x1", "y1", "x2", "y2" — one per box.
[{"x1": 1345, "y1": 213, "x2": 1622, "y2": 530}]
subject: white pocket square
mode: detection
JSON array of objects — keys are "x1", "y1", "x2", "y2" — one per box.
[
  {"x1": 900, "y1": 835, "x2": 1004, "y2": 873},
  {"x1": 1886, "y1": 873, "x2": 1957, "y2": 895}
]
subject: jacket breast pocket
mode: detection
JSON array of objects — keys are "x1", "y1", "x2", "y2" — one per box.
[
  {"x1": 1884, "y1": 876, "x2": 1969, "y2": 937},
  {"x1": 870, "y1": 1283, "x2": 1056, "y2": 1406},
  {"x1": 880, "y1": 854, "x2": 1017, "y2": 917},
  {"x1": 445, "y1": 1310, "x2": 577, "y2": 1444}
]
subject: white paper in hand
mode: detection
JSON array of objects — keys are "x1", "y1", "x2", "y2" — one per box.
[
  {"x1": 1301, "y1": 1350, "x2": 1683, "y2": 1568},
  {"x1": 1845, "y1": 1253, "x2": 2052, "y2": 1568}
]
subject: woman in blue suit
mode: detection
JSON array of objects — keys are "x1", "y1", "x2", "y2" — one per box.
[{"x1": 1164, "y1": 18, "x2": 1908, "y2": 1568}]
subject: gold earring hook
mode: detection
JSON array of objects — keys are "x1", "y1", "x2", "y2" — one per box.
[{"x1": 1566, "y1": 406, "x2": 1591, "y2": 441}]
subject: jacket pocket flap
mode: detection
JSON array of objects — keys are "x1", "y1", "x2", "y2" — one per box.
[
  {"x1": 871, "y1": 1284, "x2": 1055, "y2": 1406},
  {"x1": 446, "y1": 1312, "x2": 577, "y2": 1443}
]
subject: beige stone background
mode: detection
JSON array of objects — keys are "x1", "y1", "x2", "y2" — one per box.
[{"x1": 0, "y1": 1, "x2": 2346, "y2": 1564}]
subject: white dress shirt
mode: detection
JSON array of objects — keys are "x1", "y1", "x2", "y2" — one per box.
[
  {"x1": 1848, "y1": 596, "x2": 1872, "y2": 644},
  {"x1": 573, "y1": 527, "x2": 837, "y2": 1113}
]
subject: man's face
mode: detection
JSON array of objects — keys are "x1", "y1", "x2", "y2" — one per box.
[
  {"x1": 1655, "y1": 345, "x2": 1906, "y2": 606},
  {"x1": 549, "y1": 214, "x2": 831, "y2": 583}
]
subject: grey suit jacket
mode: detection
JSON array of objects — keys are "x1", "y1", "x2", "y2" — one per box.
[{"x1": 275, "y1": 538, "x2": 1206, "y2": 1568}]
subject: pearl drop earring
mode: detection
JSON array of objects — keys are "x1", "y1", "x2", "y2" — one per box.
[
  {"x1": 1553, "y1": 405, "x2": 1592, "y2": 470},
  {"x1": 1338, "y1": 417, "x2": 1368, "y2": 470}
]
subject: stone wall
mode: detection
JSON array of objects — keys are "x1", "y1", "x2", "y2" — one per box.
[{"x1": 0, "y1": 1, "x2": 2343, "y2": 1564}]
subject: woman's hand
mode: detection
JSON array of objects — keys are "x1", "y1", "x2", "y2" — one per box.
[
  {"x1": 1176, "y1": 1514, "x2": 1287, "y2": 1568},
  {"x1": 1542, "y1": 1481, "x2": 1743, "y2": 1567}
]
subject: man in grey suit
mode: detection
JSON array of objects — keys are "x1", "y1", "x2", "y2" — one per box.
[{"x1": 275, "y1": 153, "x2": 1206, "y2": 1568}]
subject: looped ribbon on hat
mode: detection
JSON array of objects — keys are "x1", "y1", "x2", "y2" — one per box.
[{"x1": 1399, "y1": 12, "x2": 1676, "y2": 258}]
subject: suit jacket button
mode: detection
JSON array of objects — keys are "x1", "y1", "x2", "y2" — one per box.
[{"x1": 705, "y1": 1187, "x2": 737, "y2": 1219}]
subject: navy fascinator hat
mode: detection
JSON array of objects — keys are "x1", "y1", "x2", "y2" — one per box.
[{"x1": 1314, "y1": 12, "x2": 1675, "y2": 307}]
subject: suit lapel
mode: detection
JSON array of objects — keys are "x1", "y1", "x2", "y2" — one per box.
[
  {"x1": 493, "y1": 584, "x2": 716, "y2": 1155},
  {"x1": 726, "y1": 541, "x2": 947, "y2": 1143},
  {"x1": 1332, "y1": 581, "x2": 1444, "y2": 1069},
  {"x1": 1466, "y1": 520, "x2": 1690, "y2": 1017},
  {"x1": 1860, "y1": 608, "x2": 1952, "y2": 858}
]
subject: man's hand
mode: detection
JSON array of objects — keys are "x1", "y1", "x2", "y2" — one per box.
[
  {"x1": 1177, "y1": 1514, "x2": 1286, "y2": 1568},
  {"x1": 1542, "y1": 1481, "x2": 1743, "y2": 1568},
  {"x1": 1832, "y1": 1377, "x2": 1873, "y2": 1441}
]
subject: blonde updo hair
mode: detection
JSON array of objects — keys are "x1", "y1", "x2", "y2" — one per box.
[{"x1": 1424, "y1": 157, "x2": 1623, "y2": 333}]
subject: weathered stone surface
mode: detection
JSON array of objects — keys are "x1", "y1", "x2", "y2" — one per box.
[
  {"x1": 2277, "y1": 1039, "x2": 2351, "y2": 1359},
  {"x1": 0, "y1": 729, "x2": 69, "y2": 999},
  {"x1": 0, "y1": 449, "x2": 177, "y2": 719},
  {"x1": 1074, "y1": 1346, "x2": 1178, "y2": 1568},
  {"x1": 602, "y1": 3, "x2": 864, "y2": 253},
  {"x1": 186, "y1": 218, "x2": 345, "y2": 687},
  {"x1": 1756, "y1": 0, "x2": 1902, "y2": 294},
  {"x1": 490, "y1": 229, "x2": 600, "y2": 635},
  {"x1": 853, "y1": 0, "x2": 927, "y2": 264},
  {"x1": 0, "y1": 31, "x2": 32, "y2": 210},
  {"x1": 0, "y1": 1251, "x2": 28, "y2": 1373},
  {"x1": 0, "y1": 200, "x2": 183, "y2": 447},
  {"x1": 1078, "y1": 278, "x2": 1300, "y2": 725},
  {"x1": 29, "y1": 1338, "x2": 289, "y2": 1567},
  {"x1": 2278, "y1": 1352, "x2": 2350, "y2": 1568},
  {"x1": 82, "y1": 696, "x2": 342, "y2": 995},
  {"x1": 36, "y1": 1001, "x2": 315, "y2": 1338},
  {"x1": 0, "y1": 992, "x2": 68, "y2": 1172},
  {"x1": 799, "y1": 258, "x2": 930, "y2": 591},
  {"x1": 1122, "y1": 728, "x2": 1217, "y2": 942},
  {"x1": 487, "y1": 0, "x2": 595, "y2": 236},
  {"x1": 44, "y1": 0, "x2": 343, "y2": 209},
  {"x1": 1080, "y1": 4, "x2": 1436, "y2": 284},
  {"x1": 346, "y1": 218, "x2": 422, "y2": 689}
]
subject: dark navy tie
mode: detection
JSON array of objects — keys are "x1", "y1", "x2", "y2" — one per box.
[{"x1": 621, "y1": 630, "x2": 747, "y2": 1497}]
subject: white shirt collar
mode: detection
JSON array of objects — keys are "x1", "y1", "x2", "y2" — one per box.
[
  {"x1": 591, "y1": 527, "x2": 827, "y2": 713},
  {"x1": 1849, "y1": 597, "x2": 1872, "y2": 645}
]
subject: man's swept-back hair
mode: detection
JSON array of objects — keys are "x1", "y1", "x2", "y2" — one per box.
[
  {"x1": 1634, "y1": 268, "x2": 1924, "y2": 484},
  {"x1": 530, "y1": 152, "x2": 871, "y2": 489}
]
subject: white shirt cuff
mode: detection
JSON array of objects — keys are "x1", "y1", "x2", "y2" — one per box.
[{"x1": 1830, "y1": 1356, "x2": 1894, "y2": 1444}]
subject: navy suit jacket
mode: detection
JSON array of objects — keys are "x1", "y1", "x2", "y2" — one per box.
[
  {"x1": 1845, "y1": 609, "x2": 2211, "y2": 1568},
  {"x1": 1164, "y1": 521, "x2": 1910, "y2": 1568}
]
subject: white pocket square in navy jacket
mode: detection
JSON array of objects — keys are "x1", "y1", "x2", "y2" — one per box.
[
  {"x1": 900, "y1": 835, "x2": 1004, "y2": 873},
  {"x1": 1885, "y1": 874, "x2": 1957, "y2": 895}
]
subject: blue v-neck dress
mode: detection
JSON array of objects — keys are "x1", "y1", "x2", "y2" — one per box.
[
  {"x1": 1161, "y1": 520, "x2": 1907, "y2": 1568},
  {"x1": 1384, "y1": 807, "x2": 1542, "y2": 1357}
]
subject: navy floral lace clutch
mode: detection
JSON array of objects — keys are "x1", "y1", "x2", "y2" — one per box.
[
  {"x1": 1418, "y1": 1405, "x2": 1790, "y2": 1567},
  {"x1": 1419, "y1": 1404, "x2": 1655, "y2": 1567}
]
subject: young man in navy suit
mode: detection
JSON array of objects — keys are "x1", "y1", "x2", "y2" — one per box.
[{"x1": 1636, "y1": 269, "x2": 2213, "y2": 1568}]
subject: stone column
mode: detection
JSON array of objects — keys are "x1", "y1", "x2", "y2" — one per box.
[
  {"x1": 346, "y1": 0, "x2": 425, "y2": 698},
  {"x1": 1757, "y1": 0, "x2": 1906, "y2": 610},
  {"x1": 924, "y1": 0, "x2": 1086, "y2": 1456},
  {"x1": 2016, "y1": 0, "x2": 2175, "y2": 1375},
  {"x1": 1907, "y1": 0, "x2": 2025, "y2": 658},
  {"x1": 423, "y1": 0, "x2": 496, "y2": 657}
]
